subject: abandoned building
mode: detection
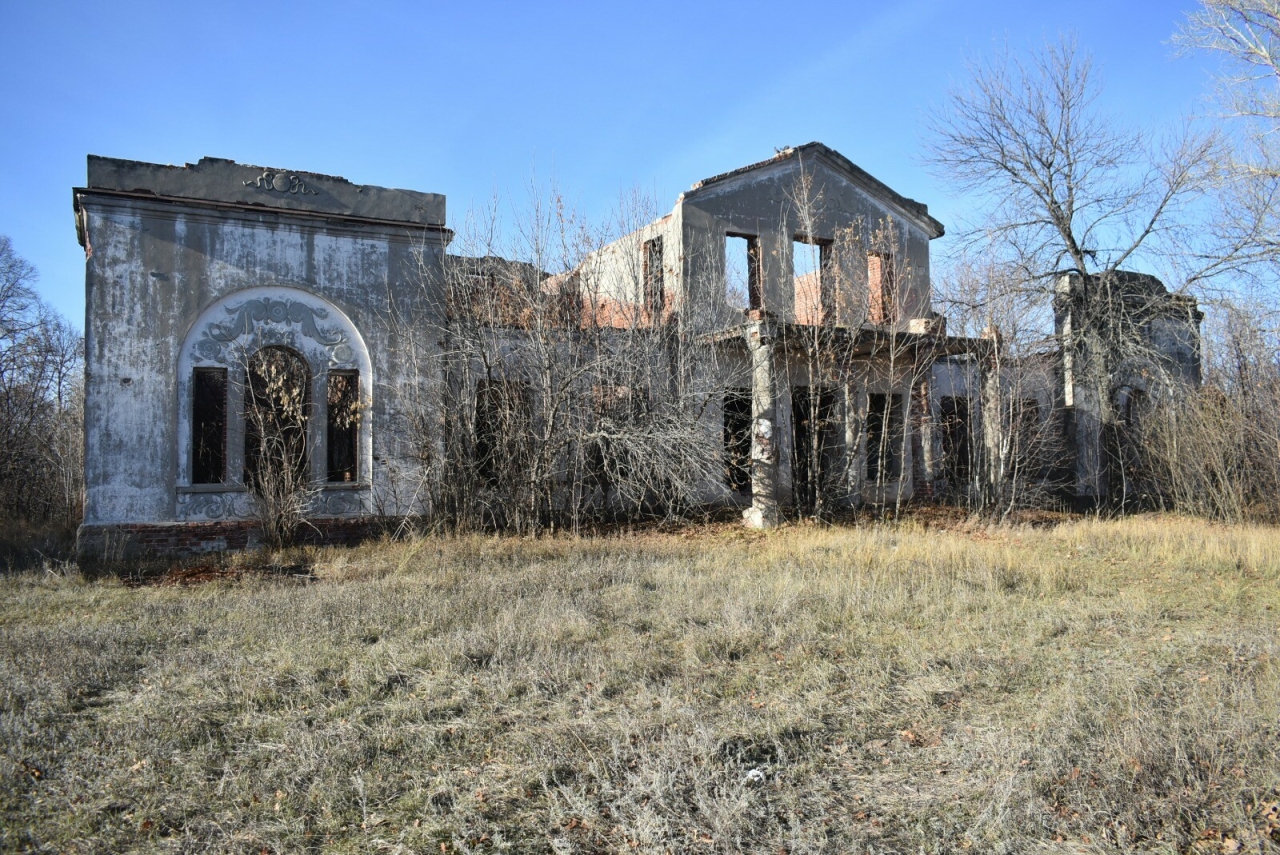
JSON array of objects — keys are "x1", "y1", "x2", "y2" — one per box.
[{"x1": 73, "y1": 143, "x2": 1202, "y2": 555}]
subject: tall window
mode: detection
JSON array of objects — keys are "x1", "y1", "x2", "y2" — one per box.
[
  {"x1": 866, "y1": 392, "x2": 904, "y2": 483},
  {"x1": 793, "y1": 238, "x2": 832, "y2": 325},
  {"x1": 726, "y1": 234, "x2": 762, "y2": 311},
  {"x1": 723, "y1": 389, "x2": 751, "y2": 491},
  {"x1": 867, "y1": 252, "x2": 896, "y2": 325},
  {"x1": 192, "y1": 368, "x2": 228, "y2": 484},
  {"x1": 327, "y1": 371, "x2": 359, "y2": 483},
  {"x1": 474, "y1": 380, "x2": 530, "y2": 486},
  {"x1": 643, "y1": 236, "x2": 664, "y2": 318},
  {"x1": 939, "y1": 396, "x2": 972, "y2": 486},
  {"x1": 1010, "y1": 397, "x2": 1046, "y2": 483},
  {"x1": 792, "y1": 386, "x2": 837, "y2": 512},
  {"x1": 244, "y1": 347, "x2": 311, "y2": 489}
]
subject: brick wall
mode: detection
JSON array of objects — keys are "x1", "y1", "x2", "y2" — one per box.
[{"x1": 77, "y1": 518, "x2": 385, "y2": 561}]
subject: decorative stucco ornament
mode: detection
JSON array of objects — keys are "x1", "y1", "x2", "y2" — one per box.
[
  {"x1": 242, "y1": 170, "x2": 319, "y2": 196},
  {"x1": 193, "y1": 296, "x2": 353, "y2": 367}
]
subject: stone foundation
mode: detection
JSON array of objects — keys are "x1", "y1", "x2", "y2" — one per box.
[{"x1": 76, "y1": 518, "x2": 384, "y2": 562}]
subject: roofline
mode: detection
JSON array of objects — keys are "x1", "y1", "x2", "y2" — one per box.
[
  {"x1": 687, "y1": 142, "x2": 945, "y2": 239},
  {"x1": 73, "y1": 187, "x2": 453, "y2": 246}
]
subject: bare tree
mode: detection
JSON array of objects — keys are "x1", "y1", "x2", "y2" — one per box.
[
  {"x1": 1177, "y1": 2, "x2": 1280, "y2": 287},
  {"x1": 382, "y1": 187, "x2": 726, "y2": 536},
  {"x1": 0, "y1": 236, "x2": 84, "y2": 528},
  {"x1": 240, "y1": 347, "x2": 319, "y2": 548},
  {"x1": 937, "y1": 257, "x2": 1070, "y2": 516},
  {"x1": 928, "y1": 37, "x2": 1221, "y2": 291},
  {"x1": 1136, "y1": 299, "x2": 1280, "y2": 521},
  {"x1": 926, "y1": 37, "x2": 1251, "y2": 515},
  {"x1": 1180, "y1": 2, "x2": 1280, "y2": 135}
]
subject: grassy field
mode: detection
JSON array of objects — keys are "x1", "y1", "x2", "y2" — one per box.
[{"x1": 2, "y1": 515, "x2": 1279, "y2": 854}]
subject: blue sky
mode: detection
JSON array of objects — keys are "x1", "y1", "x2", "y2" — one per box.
[{"x1": 1, "y1": 0, "x2": 1213, "y2": 326}]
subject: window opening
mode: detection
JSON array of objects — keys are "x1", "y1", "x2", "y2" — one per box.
[
  {"x1": 793, "y1": 238, "x2": 831, "y2": 325},
  {"x1": 244, "y1": 347, "x2": 311, "y2": 489},
  {"x1": 643, "y1": 237, "x2": 665, "y2": 318},
  {"x1": 1011, "y1": 397, "x2": 1046, "y2": 482},
  {"x1": 723, "y1": 389, "x2": 752, "y2": 491},
  {"x1": 327, "y1": 371, "x2": 359, "y2": 483},
  {"x1": 866, "y1": 392, "x2": 904, "y2": 483},
  {"x1": 192, "y1": 367, "x2": 228, "y2": 484},
  {"x1": 588, "y1": 384, "x2": 649, "y2": 487},
  {"x1": 868, "y1": 252, "x2": 896, "y2": 325},
  {"x1": 939, "y1": 396, "x2": 972, "y2": 486},
  {"x1": 726, "y1": 234, "x2": 762, "y2": 311},
  {"x1": 791, "y1": 386, "x2": 838, "y2": 513},
  {"x1": 474, "y1": 380, "x2": 530, "y2": 486}
]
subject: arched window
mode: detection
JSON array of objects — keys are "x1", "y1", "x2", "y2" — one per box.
[
  {"x1": 244, "y1": 347, "x2": 311, "y2": 492},
  {"x1": 176, "y1": 287, "x2": 374, "y2": 522}
]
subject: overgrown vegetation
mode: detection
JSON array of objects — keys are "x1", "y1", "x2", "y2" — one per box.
[
  {"x1": 3, "y1": 517, "x2": 1278, "y2": 853},
  {"x1": 0, "y1": 235, "x2": 83, "y2": 532}
]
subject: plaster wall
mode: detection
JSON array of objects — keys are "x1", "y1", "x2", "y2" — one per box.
[
  {"x1": 79, "y1": 192, "x2": 447, "y2": 528},
  {"x1": 678, "y1": 157, "x2": 937, "y2": 329},
  {"x1": 579, "y1": 211, "x2": 683, "y2": 323}
]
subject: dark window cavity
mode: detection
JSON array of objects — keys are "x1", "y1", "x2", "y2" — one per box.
[
  {"x1": 792, "y1": 386, "x2": 838, "y2": 513},
  {"x1": 244, "y1": 347, "x2": 311, "y2": 488},
  {"x1": 327, "y1": 371, "x2": 359, "y2": 483},
  {"x1": 939, "y1": 396, "x2": 972, "y2": 486},
  {"x1": 866, "y1": 392, "x2": 904, "y2": 483},
  {"x1": 192, "y1": 367, "x2": 228, "y2": 484},
  {"x1": 588, "y1": 384, "x2": 649, "y2": 487},
  {"x1": 474, "y1": 380, "x2": 530, "y2": 486},
  {"x1": 723, "y1": 389, "x2": 752, "y2": 492},
  {"x1": 1011, "y1": 397, "x2": 1046, "y2": 482},
  {"x1": 643, "y1": 236, "x2": 665, "y2": 318}
]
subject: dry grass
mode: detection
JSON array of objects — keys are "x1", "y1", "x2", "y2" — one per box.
[{"x1": 2, "y1": 515, "x2": 1279, "y2": 854}]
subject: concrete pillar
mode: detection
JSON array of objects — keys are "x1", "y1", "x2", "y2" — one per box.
[
  {"x1": 743, "y1": 311, "x2": 779, "y2": 529},
  {"x1": 912, "y1": 373, "x2": 934, "y2": 499}
]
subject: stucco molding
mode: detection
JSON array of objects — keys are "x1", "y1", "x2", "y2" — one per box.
[
  {"x1": 73, "y1": 190, "x2": 454, "y2": 249},
  {"x1": 194, "y1": 294, "x2": 356, "y2": 367},
  {"x1": 175, "y1": 285, "x2": 375, "y2": 518},
  {"x1": 242, "y1": 170, "x2": 320, "y2": 196}
]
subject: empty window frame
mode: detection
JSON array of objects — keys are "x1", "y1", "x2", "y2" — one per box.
[
  {"x1": 791, "y1": 386, "x2": 838, "y2": 512},
  {"x1": 723, "y1": 389, "x2": 752, "y2": 492},
  {"x1": 725, "y1": 234, "x2": 762, "y2": 311},
  {"x1": 192, "y1": 367, "x2": 228, "y2": 484},
  {"x1": 326, "y1": 371, "x2": 359, "y2": 483},
  {"x1": 865, "y1": 392, "x2": 904, "y2": 484},
  {"x1": 938, "y1": 396, "x2": 972, "y2": 486},
  {"x1": 244, "y1": 347, "x2": 311, "y2": 488},
  {"x1": 1010, "y1": 397, "x2": 1046, "y2": 482},
  {"x1": 867, "y1": 252, "x2": 896, "y2": 325},
  {"x1": 474, "y1": 380, "x2": 530, "y2": 486},
  {"x1": 643, "y1": 236, "x2": 665, "y2": 318},
  {"x1": 793, "y1": 237, "x2": 832, "y2": 325}
]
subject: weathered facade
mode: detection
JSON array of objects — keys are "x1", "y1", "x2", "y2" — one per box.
[
  {"x1": 74, "y1": 144, "x2": 1200, "y2": 555},
  {"x1": 577, "y1": 144, "x2": 972, "y2": 525},
  {"x1": 75, "y1": 156, "x2": 449, "y2": 554},
  {"x1": 1054, "y1": 271, "x2": 1204, "y2": 505}
]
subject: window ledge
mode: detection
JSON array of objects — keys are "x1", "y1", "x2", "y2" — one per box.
[
  {"x1": 177, "y1": 482, "x2": 370, "y2": 493},
  {"x1": 178, "y1": 484, "x2": 247, "y2": 494}
]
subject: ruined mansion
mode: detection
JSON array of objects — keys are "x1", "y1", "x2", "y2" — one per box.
[{"x1": 73, "y1": 144, "x2": 1203, "y2": 555}]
